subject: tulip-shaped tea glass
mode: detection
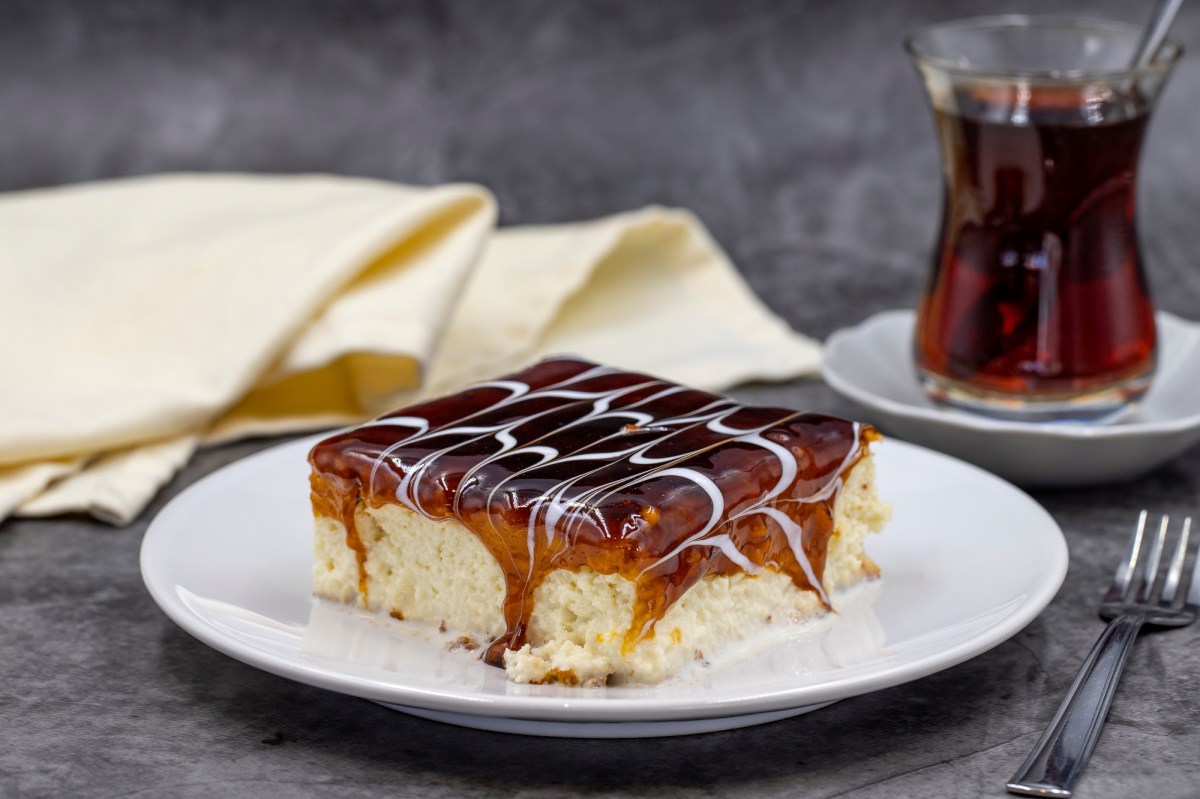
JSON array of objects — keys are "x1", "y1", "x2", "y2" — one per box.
[{"x1": 906, "y1": 16, "x2": 1180, "y2": 421}]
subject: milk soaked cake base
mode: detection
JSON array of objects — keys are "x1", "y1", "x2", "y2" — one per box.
[{"x1": 313, "y1": 458, "x2": 887, "y2": 686}]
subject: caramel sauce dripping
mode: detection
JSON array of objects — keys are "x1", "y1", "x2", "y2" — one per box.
[{"x1": 308, "y1": 358, "x2": 870, "y2": 667}]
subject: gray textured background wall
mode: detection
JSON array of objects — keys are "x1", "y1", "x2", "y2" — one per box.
[{"x1": 3, "y1": 0, "x2": 1199, "y2": 338}]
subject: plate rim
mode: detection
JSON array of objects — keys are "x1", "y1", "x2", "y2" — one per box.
[
  {"x1": 141, "y1": 434, "x2": 1068, "y2": 724},
  {"x1": 822, "y1": 309, "x2": 1200, "y2": 439},
  {"x1": 375, "y1": 700, "x2": 835, "y2": 737}
]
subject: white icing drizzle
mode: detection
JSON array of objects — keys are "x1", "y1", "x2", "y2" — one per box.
[{"x1": 361, "y1": 360, "x2": 863, "y2": 596}]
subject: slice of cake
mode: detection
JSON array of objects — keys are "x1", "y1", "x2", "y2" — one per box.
[{"x1": 308, "y1": 357, "x2": 889, "y2": 685}]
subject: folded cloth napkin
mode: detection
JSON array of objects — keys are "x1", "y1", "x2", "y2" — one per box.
[{"x1": 0, "y1": 173, "x2": 820, "y2": 525}]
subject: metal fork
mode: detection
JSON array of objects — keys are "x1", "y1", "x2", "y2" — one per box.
[{"x1": 1008, "y1": 511, "x2": 1198, "y2": 798}]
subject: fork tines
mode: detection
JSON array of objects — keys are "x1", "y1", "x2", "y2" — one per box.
[{"x1": 1107, "y1": 511, "x2": 1198, "y2": 611}]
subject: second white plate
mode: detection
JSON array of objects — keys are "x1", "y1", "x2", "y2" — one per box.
[
  {"x1": 823, "y1": 310, "x2": 1200, "y2": 487},
  {"x1": 140, "y1": 434, "x2": 1067, "y2": 736}
]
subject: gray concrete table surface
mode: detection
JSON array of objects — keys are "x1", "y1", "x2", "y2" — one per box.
[{"x1": 2, "y1": 1, "x2": 1199, "y2": 797}]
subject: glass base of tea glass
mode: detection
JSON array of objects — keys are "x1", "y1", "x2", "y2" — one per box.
[{"x1": 917, "y1": 370, "x2": 1153, "y2": 423}]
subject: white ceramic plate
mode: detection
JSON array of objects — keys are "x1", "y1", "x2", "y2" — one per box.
[
  {"x1": 823, "y1": 311, "x2": 1200, "y2": 488},
  {"x1": 141, "y1": 435, "x2": 1067, "y2": 737}
]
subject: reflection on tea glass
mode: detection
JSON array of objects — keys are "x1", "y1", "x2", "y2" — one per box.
[{"x1": 906, "y1": 16, "x2": 1181, "y2": 421}]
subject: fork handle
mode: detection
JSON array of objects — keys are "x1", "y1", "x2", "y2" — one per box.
[{"x1": 1006, "y1": 613, "x2": 1146, "y2": 797}]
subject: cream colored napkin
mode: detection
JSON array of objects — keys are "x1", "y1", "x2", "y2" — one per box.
[{"x1": 0, "y1": 173, "x2": 820, "y2": 525}]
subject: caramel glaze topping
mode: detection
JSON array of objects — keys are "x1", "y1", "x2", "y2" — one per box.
[{"x1": 309, "y1": 357, "x2": 874, "y2": 666}]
